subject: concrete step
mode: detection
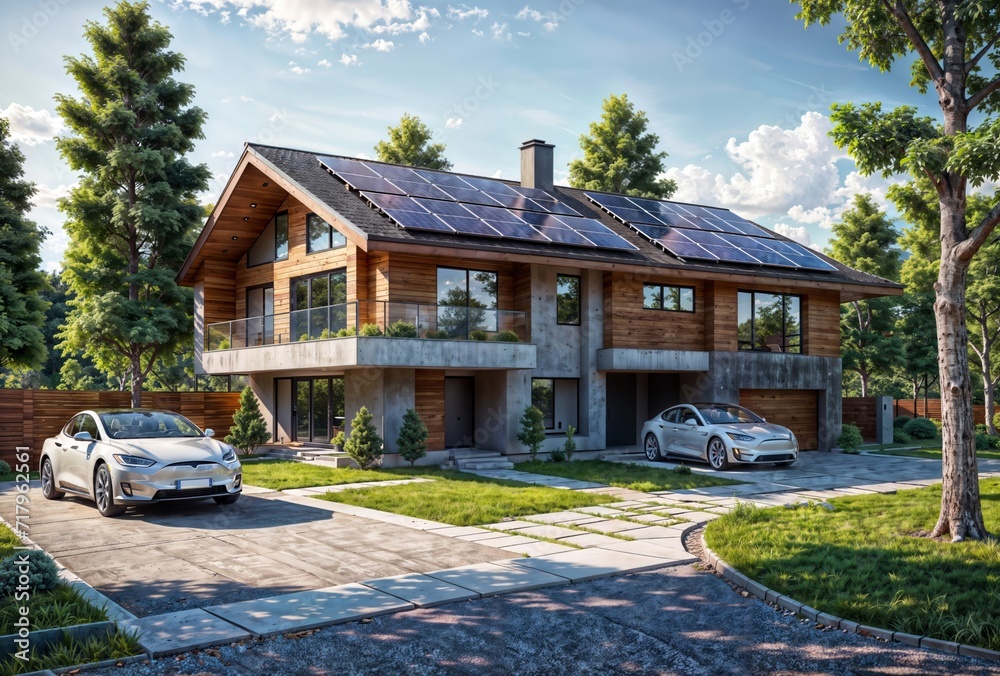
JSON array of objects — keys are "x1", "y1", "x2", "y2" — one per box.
[
  {"x1": 449, "y1": 448, "x2": 502, "y2": 460},
  {"x1": 599, "y1": 451, "x2": 646, "y2": 462},
  {"x1": 462, "y1": 461, "x2": 515, "y2": 470}
]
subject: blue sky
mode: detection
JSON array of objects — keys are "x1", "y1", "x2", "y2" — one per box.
[{"x1": 2, "y1": 0, "x2": 939, "y2": 272}]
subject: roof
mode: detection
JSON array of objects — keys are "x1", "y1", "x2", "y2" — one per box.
[{"x1": 178, "y1": 141, "x2": 903, "y2": 294}]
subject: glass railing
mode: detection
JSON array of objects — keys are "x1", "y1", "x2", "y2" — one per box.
[{"x1": 205, "y1": 301, "x2": 528, "y2": 351}]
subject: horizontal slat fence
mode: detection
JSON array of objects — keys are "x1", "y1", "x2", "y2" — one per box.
[{"x1": 842, "y1": 397, "x2": 989, "y2": 441}]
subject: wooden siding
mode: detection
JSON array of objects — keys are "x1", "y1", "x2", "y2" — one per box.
[
  {"x1": 842, "y1": 396, "x2": 879, "y2": 440},
  {"x1": 513, "y1": 262, "x2": 532, "y2": 338},
  {"x1": 415, "y1": 370, "x2": 445, "y2": 450},
  {"x1": 739, "y1": 389, "x2": 819, "y2": 450},
  {"x1": 603, "y1": 272, "x2": 705, "y2": 351},
  {"x1": 705, "y1": 281, "x2": 738, "y2": 351},
  {"x1": 804, "y1": 290, "x2": 841, "y2": 357},
  {"x1": 200, "y1": 260, "x2": 237, "y2": 326}
]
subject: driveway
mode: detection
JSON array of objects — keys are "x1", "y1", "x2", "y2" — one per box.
[{"x1": 0, "y1": 486, "x2": 513, "y2": 617}]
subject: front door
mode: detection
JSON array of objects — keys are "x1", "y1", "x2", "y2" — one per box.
[
  {"x1": 292, "y1": 377, "x2": 345, "y2": 443},
  {"x1": 444, "y1": 377, "x2": 475, "y2": 448}
]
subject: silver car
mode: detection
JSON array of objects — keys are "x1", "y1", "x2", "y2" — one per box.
[
  {"x1": 641, "y1": 403, "x2": 798, "y2": 470},
  {"x1": 39, "y1": 409, "x2": 242, "y2": 517}
]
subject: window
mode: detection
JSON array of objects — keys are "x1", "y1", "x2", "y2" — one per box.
[
  {"x1": 556, "y1": 274, "x2": 580, "y2": 325},
  {"x1": 292, "y1": 269, "x2": 348, "y2": 340},
  {"x1": 306, "y1": 213, "x2": 346, "y2": 254},
  {"x1": 531, "y1": 378, "x2": 579, "y2": 432},
  {"x1": 436, "y1": 267, "x2": 498, "y2": 336},
  {"x1": 247, "y1": 212, "x2": 289, "y2": 266},
  {"x1": 642, "y1": 283, "x2": 695, "y2": 312},
  {"x1": 246, "y1": 285, "x2": 274, "y2": 346},
  {"x1": 737, "y1": 290, "x2": 802, "y2": 353},
  {"x1": 275, "y1": 212, "x2": 288, "y2": 260}
]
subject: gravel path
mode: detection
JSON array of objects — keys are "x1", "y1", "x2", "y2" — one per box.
[{"x1": 95, "y1": 563, "x2": 1000, "y2": 676}]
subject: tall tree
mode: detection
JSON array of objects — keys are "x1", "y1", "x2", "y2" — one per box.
[
  {"x1": 795, "y1": 1, "x2": 1000, "y2": 540},
  {"x1": 828, "y1": 194, "x2": 903, "y2": 396},
  {"x1": 568, "y1": 93, "x2": 676, "y2": 199},
  {"x1": 55, "y1": 1, "x2": 209, "y2": 407},
  {"x1": 0, "y1": 117, "x2": 49, "y2": 371},
  {"x1": 374, "y1": 113, "x2": 451, "y2": 170}
]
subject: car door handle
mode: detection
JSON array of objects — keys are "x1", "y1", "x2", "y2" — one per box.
[{"x1": 54, "y1": 441, "x2": 62, "y2": 448}]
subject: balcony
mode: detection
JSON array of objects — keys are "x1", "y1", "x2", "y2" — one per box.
[{"x1": 201, "y1": 301, "x2": 536, "y2": 374}]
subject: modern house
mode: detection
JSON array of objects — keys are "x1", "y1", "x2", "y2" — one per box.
[{"x1": 177, "y1": 139, "x2": 901, "y2": 464}]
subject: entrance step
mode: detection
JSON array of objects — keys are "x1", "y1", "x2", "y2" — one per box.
[
  {"x1": 461, "y1": 461, "x2": 515, "y2": 470},
  {"x1": 450, "y1": 448, "x2": 514, "y2": 471}
]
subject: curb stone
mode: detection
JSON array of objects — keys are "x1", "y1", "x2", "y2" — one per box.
[{"x1": 698, "y1": 535, "x2": 1000, "y2": 662}]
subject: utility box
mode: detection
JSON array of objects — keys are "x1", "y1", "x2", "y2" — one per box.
[{"x1": 875, "y1": 395, "x2": 893, "y2": 445}]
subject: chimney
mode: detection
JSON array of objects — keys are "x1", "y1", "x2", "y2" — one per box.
[{"x1": 520, "y1": 139, "x2": 554, "y2": 192}]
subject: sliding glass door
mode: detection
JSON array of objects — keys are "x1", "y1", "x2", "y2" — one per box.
[{"x1": 292, "y1": 377, "x2": 345, "y2": 443}]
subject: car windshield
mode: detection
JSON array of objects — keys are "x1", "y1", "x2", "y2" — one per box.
[
  {"x1": 98, "y1": 411, "x2": 204, "y2": 439},
  {"x1": 697, "y1": 405, "x2": 763, "y2": 425}
]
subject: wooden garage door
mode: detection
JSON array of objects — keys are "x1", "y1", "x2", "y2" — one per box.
[{"x1": 738, "y1": 389, "x2": 819, "y2": 450}]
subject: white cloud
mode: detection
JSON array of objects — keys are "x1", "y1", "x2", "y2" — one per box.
[
  {"x1": 363, "y1": 38, "x2": 394, "y2": 51},
  {"x1": 772, "y1": 223, "x2": 812, "y2": 246},
  {"x1": 318, "y1": 59, "x2": 333, "y2": 67},
  {"x1": 240, "y1": 94, "x2": 254, "y2": 102},
  {"x1": 471, "y1": 28, "x2": 484, "y2": 37},
  {"x1": 445, "y1": 117, "x2": 464, "y2": 129},
  {"x1": 220, "y1": 10, "x2": 230, "y2": 23},
  {"x1": 447, "y1": 5, "x2": 488, "y2": 21},
  {"x1": 369, "y1": 7, "x2": 436, "y2": 35},
  {"x1": 222, "y1": 96, "x2": 234, "y2": 103},
  {"x1": 516, "y1": 5, "x2": 559, "y2": 31},
  {"x1": 288, "y1": 61, "x2": 310, "y2": 75},
  {"x1": 0, "y1": 103, "x2": 63, "y2": 146},
  {"x1": 418, "y1": 31, "x2": 431, "y2": 43},
  {"x1": 32, "y1": 183, "x2": 71, "y2": 210},
  {"x1": 492, "y1": 169, "x2": 504, "y2": 179},
  {"x1": 490, "y1": 22, "x2": 511, "y2": 41},
  {"x1": 339, "y1": 53, "x2": 360, "y2": 66},
  {"x1": 211, "y1": 150, "x2": 235, "y2": 158}
]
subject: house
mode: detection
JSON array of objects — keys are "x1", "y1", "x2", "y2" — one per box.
[{"x1": 177, "y1": 139, "x2": 901, "y2": 464}]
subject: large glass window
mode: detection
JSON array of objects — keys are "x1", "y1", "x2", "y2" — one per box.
[
  {"x1": 737, "y1": 290, "x2": 801, "y2": 353},
  {"x1": 275, "y1": 212, "x2": 288, "y2": 260},
  {"x1": 292, "y1": 269, "x2": 347, "y2": 340},
  {"x1": 643, "y1": 283, "x2": 694, "y2": 312},
  {"x1": 306, "y1": 213, "x2": 347, "y2": 254},
  {"x1": 556, "y1": 274, "x2": 580, "y2": 325},
  {"x1": 436, "y1": 267, "x2": 498, "y2": 337},
  {"x1": 531, "y1": 378, "x2": 579, "y2": 432},
  {"x1": 246, "y1": 285, "x2": 274, "y2": 346},
  {"x1": 294, "y1": 377, "x2": 345, "y2": 443}
]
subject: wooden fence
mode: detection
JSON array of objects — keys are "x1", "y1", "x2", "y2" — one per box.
[
  {"x1": 0, "y1": 390, "x2": 242, "y2": 467},
  {"x1": 842, "y1": 396, "x2": 989, "y2": 440}
]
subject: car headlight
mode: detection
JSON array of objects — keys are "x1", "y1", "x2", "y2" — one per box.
[
  {"x1": 222, "y1": 446, "x2": 237, "y2": 463},
  {"x1": 112, "y1": 454, "x2": 156, "y2": 468},
  {"x1": 726, "y1": 432, "x2": 756, "y2": 443}
]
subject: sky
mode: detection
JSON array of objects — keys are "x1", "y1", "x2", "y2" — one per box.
[{"x1": 2, "y1": 0, "x2": 944, "y2": 273}]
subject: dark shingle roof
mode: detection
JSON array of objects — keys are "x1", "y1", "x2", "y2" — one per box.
[{"x1": 249, "y1": 143, "x2": 899, "y2": 289}]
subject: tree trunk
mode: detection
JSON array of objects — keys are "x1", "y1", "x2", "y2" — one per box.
[
  {"x1": 131, "y1": 354, "x2": 143, "y2": 409},
  {"x1": 986, "y1": 373, "x2": 996, "y2": 436}
]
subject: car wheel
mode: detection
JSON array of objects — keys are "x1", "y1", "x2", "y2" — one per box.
[
  {"x1": 643, "y1": 433, "x2": 662, "y2": 462},
  {"x1": 40, "y1": 458, "x2": 64, "y2": 501},
  {"x1": 214, "y1": 493, "x2": 240, "y2": 505},
  {"x1": 94, "y1": 463, "x2": 125, "y2": 517},
  {"x1": 707, "y1": 437, "x2": 731, "y2": 471}
]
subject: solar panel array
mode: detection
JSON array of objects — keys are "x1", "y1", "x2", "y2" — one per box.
[
  {"x1": 585, "y1": 192, "x2": 837, "y2": 272},
  {"x1": 317, "y1": 155, "x2": 637, "y2": 252},
  {"x1": 319, "y1": 157, "x2": 637, "y2": 251}
]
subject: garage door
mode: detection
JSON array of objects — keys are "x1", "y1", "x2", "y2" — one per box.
[{"x1": 738, "y1": 389, "x2": 819, "y2": 450}]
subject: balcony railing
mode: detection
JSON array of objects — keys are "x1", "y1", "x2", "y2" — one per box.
[{"x1": 206, "y1": 300, "x2": 527, "y2": 351}]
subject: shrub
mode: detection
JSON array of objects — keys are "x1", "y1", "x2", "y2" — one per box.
[
  {"x1": 424, "y1": 330, "x2": 449, "y2": 339},
  {"x1": 332, "y1": 431, "x2": 345, "y2": 449},
  {"x1": 893, "y1": 415, "x2": 912, "y2": 430},
  {"x1": 216, "y1": 338, "x2": 231, "y2": 350},
  {"x1": 397, "y1": 408, "x2": 428, "y2": 467},
  {"x1": 549, "y1": 448, "x2": 566, "y2": 462},
  {"x1": 0, "y1": 460, "x2": 11, "y2": 475},
  {"x1": 994, "y1": 412, "x2": 1000, "y2": 432},
  {"x1": 517, "y1": 406, "x2": 546, "y2": 461},
  {"x1": 976, "y1": 433, "x2": 992, "y2": 451},
  {"x1": 469, "y1": 330, "x2": 488, "y2": 341},
  {"x1": 990, "y1": 435, "x2": 1000, "y2": 450},
  {"x1": 490, "y1": 330, "x2": 520, "y2": 342},
  {"x1": 359, "y1": 323, "x2": 384, "y2": 337},
  {"x1": 903, "y1": 417, "x2": 938, "y2": 440},
  {"x1": 893, "y1": 430, "x2": 912, "y2": 444},
  {"x1": 563, "y1": 425, "x2": 576, "y2": 461},
  {"x1": 225, "y1": 387, "x2": 270, "y2": 455},
  {"x1": 975, "y1": 423, "x2": 989, "y2": 435},
  {"x1": 0, "y1": 550, "x2": 59, "y2": 596},
  {"x1": 837, "y1": 423, "x2": 863, "y2": 454},
  {"x1": 344, "y1": 406, "x2": 383, "y2": 470},
  {"x1": 673, "y1": 465, "x2": 692, "y2": 475},
  {"x1": 385, "y1": 320, "x2": 417, "y2": 338},
  {"x1": 930, "y1": 418, "x2": 943, "y2": 433},
  {"x1": 335, "y1": 327, "x2": 356, "y2": 337}
]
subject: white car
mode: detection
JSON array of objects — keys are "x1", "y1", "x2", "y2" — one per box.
[
  {"x1": 39, "y1": 409, "x2": 242, "y2": 517},
  {"x1": 641, "y1": 403, "x2": 798, "y2": 470}
]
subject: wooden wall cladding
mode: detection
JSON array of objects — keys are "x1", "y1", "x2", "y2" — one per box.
[
  {"x1": 603, "y1": 272, "x2": 705, "y2": 351},
  {"x1": 414, "y1": 370, "x2": 445, "y2": 450},
  {"x1": 738, "y1": 389, "x2": 819, "y2": 450}
]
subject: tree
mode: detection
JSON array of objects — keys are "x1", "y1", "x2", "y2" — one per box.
[
  {"x1": 795, "y1": 1, "x2": 1000, "y2": 540},
  {"x1": 225, "y1": 387, "x2": 270, "y2": 455},
  {"x1": 517, "y1": 405, "x2": 546, "y2": 461},
  {"x1": 345, "y1": 406, "x2": 383, "y2": 469},
  {"x1": 374, "y1": 113, "x2": 451, "y2": 170},
  {"x1": 397, "y1": 408, "x2": 428, "y2": 467},
  {"x1": 55, "y1": 1, "x2": 210, "y2": 408},
  {"x1": 828, "y1": 194, "x2": 903, "y2": 396},
  {"x1": 0, "y1": 117, "x2": 49, "y2": 371},
  {"x1": 568, "y1": 93, "x2": 676, "y2": 199},
  {"x1": 897, "y1": 292, "x2": 940, "y2": 410}
]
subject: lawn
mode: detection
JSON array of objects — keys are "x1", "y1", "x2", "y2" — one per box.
[
  {"x1": 705, "y1": 480, "x2": 1000, "y2": 650},
  {"x1": 517, "y1": 459, "x2": 741, "y2": 493},
  {"x1": 0, "y1": 472, "x2": 38, "y2": 483},
  {"x1": 240, "y1": 460, "x2": 412, "y2": 490},
  {"x1": 875, "y1": 446, "x2": 1000, "y2": 461}
]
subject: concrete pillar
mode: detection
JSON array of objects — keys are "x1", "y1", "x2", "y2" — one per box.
[
  {"x1": 382, "y1": 369, "x2": 415, "y2": 453},
  {"x1": 580, "y1": 268, "x2": 606, "y2": 449},
  {"x1": 875, "y1": 395, "x2": 893, "y2": 445},
  {"x1": 249, "y1": 373, "x2": 274, "y2": 440}
]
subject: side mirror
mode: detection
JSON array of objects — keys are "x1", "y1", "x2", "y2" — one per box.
[
  {"x1": 204, "y1": 429, "x2": 215, "y2": 438},
  {"x1": 684, "y1": 418, "x2": 698, "y2": 426},
  {"x1": 73, "y1": 431, "x2": 93, "y2": 442}
]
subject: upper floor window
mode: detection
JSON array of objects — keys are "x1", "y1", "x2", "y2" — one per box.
[
  {"x1": 737, "y1": 291, "x2": 801, "y2": 353},
  {"x1": 247, "y1": 211, "x2": 288, "y2": 266},
  {"x1": 556, "y1": 274, "x2": 581, "y2": 325},
  {"x1": 643, "y1": 283, "x2": 694, "y2": 312},
  {"x1": 307, "y1": 213, "x2": 346, "y2": 254},
  {"x1": 437, "y1": 267, "x2": 498, "y2": 335},
  {"x1": 275, "y1": 212, "x2": 288, "y2": 260}
]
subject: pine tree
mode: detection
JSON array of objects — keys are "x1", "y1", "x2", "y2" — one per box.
[
  {"x1": 397, "y1": 408, "x2": 428, "y2": 467},
  {"x1": 55, "y1": 1, "x2": 209, "y2": 407},
  {"x1": 517, "y1": 406, "x2": 546, "y2": 461},
  {"x1": 345, "y1": 406, "x2": 384, "y2": 469},
  {"x1": 0, "y1": 117, "x2": 49, "y2": 370},
  {"x1": 225, "y1": 387, "x2": 270, "y2": 455},
  {"x1": 568, "y1": 93, "x2": 676, "y2": 199},
  {"x1": 375, "y1": 113, "x2": 451, "y2": 170}
]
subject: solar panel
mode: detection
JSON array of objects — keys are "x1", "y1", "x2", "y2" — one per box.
[
  {"x1": 410, "y1": 169, "x2": 471, "y2": 188},
  {"x1": 336, "y1": 174, "x2": 406, "y2": 195},
  {"x1": 386, "y1": 211, "x2": 455, "y2": 233},
  {"x1": 361, "y1": 192, "x2": 427, "y2": 213},
  {"x1": 511, "y1": 185, "x2": 557, "y2": 201},
  {"x1": 439, "y1": 216, "x2": 502, "y2": 237},
  {"x1": 443, "y1": 186, "x2": 499, "y2": 205},
  {"x1": 763, "y1": 239, "x2": 839, "y2": 271},
  {"x1": 630, "y1": 222, "x2": 672, "y2": 241},
  {"x1": 414, "y1": 198, "x2": 473, "y2": 217},
  {"x1": 317, "y1": 155, "x2": 380, "y2": 177},
  {"x1": 368, "y1": 163, "x2": 422, "y2": 182},
  {"x1": 488, "y1": 220, "x2": 552, "y2": 242},
  {"x1": 391, "y1": 179, "x2": 453, "y2": 200},
  {"x1": 570, "y1": 218, "x2": 617, "y2": 234},
  {"x1": 582, "y1": 230, "x2": 638, "y2": 250},
  {"x1": 534, "y1": 225, "x2": 595, "y2": 247},
  {"x1": 459, "y1": 175, "x2": 520, "y2": 195}
]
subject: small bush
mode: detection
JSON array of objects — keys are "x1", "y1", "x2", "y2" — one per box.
[
  {"x1": 490, "y1": 330, "x2": 520, "y2": 342},
  {"x1": 990, "y1": 435, "x2": 1000, "y2": 450},
  {"x1": 397, "y1": 408, "x2": 428, "y2": 467},
  {"x1": 893, "y1": 415, "x2": 912, "y2": 430},
  {"x1": 549, "y1": 448, "x2": 566, "y2": 462},
  {"x1": 976, "y1": 433, "x2": 992, "y2": 451},
  {"x1": 517, "y1": 406, "x2": 546, "y2": 461},
  {"x1": 225, "y1": 387, "x2": 270, "y2": 455},
  {"x1": 385, "y1": 320, "x2": 417, "y2": 338},
  {"x1": 930, "y1": 418, "x2": 943, "y2": 433},
  {"x1": 424, "y1": 330, "x2": 449, "y2": 339},
  {"x1": 335, "y1": 327, "x2": 356, "y2": 337},
  {"x1": 332, "y1": 431, "x2": 345, "y2": 449},
  {"x1": 994, "y1": 411, "x2": 1000, "y2": 432},
  {"x1": 893, "y1": 430, "x2": 912, "y2": 444},
  {"x1": 903, "y1": 417, "x2": 938, "y2": 440},
  {"x1": 0, "y1": 550, "x2": 60, "y2": 596},
  {"x1": 837, "y1": 423, "x2": 863, "y2": 454},
  {"x1": 0, "y1": 460, "x2": 11, "y2": 475},
  {"x1": 563, "y1": 425, "x2": 576, "y2": 461},
  {"x1": 469, "y1": 329, "x2": 488, "y2": 341},
  {"x1": 673, "y1": 465, "x2": 692, "y2": 475},
  {"x1": 344, "y1": 406, "x2": 383, "y2": 470},
  {"x1": 359, "y1": 323, "x2": 384, "y2": 337},
  {"x1": 975, "y1": 423, "x2": 989, "y2": 435}
]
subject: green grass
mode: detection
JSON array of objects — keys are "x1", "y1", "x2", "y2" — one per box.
[
  {"x1": 0, "y1": 629, "x2": 141, "y2": 676},
  {"x1": 516, "y1": 459, "x2": 741, "y2": 492},
  {"x1": 0, "y1": 472, "x2": 38, "y2": 483},
  {"x1": 318, "y1": 469, "x2": 615, "y2": 526},
  {"x1": 705, "y1": 480, "x2": 1000, "y2": 650},
  {"x1": 875, "y1": 446, "x2": 1000, "y2": 461},
  {"x1": 240, "y1": 460, "x2": 414, "y2": 490}
]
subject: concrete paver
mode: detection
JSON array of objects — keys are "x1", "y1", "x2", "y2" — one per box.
[
  {"x1": 361, "y1": 573, "x2": 480, "y2": 608},
  {"x1": 426, "y1": 561, "x2": 569, "y2": 596},
  {"x1": 509, "y1": 548, "x2": 672, "y2": 582},
  {"x1": 122, "y1": 608, "x2": 250, "y2": 658}
]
